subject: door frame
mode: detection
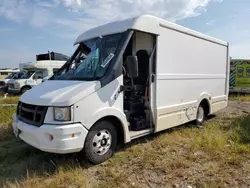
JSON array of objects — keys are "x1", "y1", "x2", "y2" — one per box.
[{"x1": 149, "y1": 35, "x2": 158, "y2": 129}]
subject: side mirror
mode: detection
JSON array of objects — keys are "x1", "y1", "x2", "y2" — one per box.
[{"x1": 126, "y1": 56, "x2": 138, "y2": 78}]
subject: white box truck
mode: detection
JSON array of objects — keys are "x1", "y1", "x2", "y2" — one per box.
[
  {"x1": 8, "y1": 52, "x2": 69, "y2": 94},
  {"x1": 12, "y1": 15, "x2": 229, "y2": 164}
]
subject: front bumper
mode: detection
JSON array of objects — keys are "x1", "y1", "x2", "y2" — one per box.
[
  {"x1": 8, "y1": 87, "x2": 21, "y2": 94},
  {"x1": 12, "y1": 114, "x2": 88, "y2": 154},
  {"x1": 0, "y1": 85, "x2": 7, "y2": 93}
]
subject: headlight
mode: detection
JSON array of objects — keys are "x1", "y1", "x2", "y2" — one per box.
[
  {"x1": 54, "y1": 107, "x2": 71, "y2": 121},
  {"x1": 14, "y1": 82, "x2": 20, "y2": 88}
]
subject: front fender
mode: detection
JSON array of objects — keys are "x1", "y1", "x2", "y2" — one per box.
[{"x1": 82, "y1": 107, "x2": 130, "y2": 143}]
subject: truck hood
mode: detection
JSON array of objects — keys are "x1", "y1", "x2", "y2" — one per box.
[
  {"x1": 0, "y1": 79, "x2": 9, "y2": 84},
  {"x1": 20, "y1": 80, "x2": 101, "y2": 106}
]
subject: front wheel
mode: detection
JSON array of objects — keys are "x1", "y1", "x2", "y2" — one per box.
[{"x1": 82, "y1": 120, "x2": 117, "y2": 164}]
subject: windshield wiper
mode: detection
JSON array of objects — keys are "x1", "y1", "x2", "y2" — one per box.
[{"x1": 68, "y1": 76, "x2": 96, "y2": 81}]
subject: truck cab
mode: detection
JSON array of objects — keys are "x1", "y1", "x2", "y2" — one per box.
[{"x1": 8, "y1": 52, "x2": 69, "y2": 94}]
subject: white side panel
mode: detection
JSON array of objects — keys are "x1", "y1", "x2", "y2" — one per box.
[{"x1": 155, "y1": 26, "x2": 228, "y2": 132}]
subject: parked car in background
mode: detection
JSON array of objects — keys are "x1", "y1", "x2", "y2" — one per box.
[{"x1": 0, "y1": 71, "x2": 20, "y2": 93}]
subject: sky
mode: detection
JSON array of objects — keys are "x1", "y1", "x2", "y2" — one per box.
[{"x1": 0, "y1": 0, "x2": 249, "y2": 68}]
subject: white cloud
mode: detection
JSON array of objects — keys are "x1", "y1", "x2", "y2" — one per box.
[
  {"x1": 58, "y1": 0, "x2": 222, "y2": 22},
  {"x1": 37, "y1": 1, "x2": 56, "y2": 8},
  {"x1": 30, "y1": 8, "x2": 53, "y2": 28},
  {"x1": 56, "y1": 0, "x2": 81, "y2": 7},
  {"x1": 0, "y1": 0, "x2": 222, "y2": 34},
  {"x1": 53, "y1": 0, "x2": 223, "y2": 38},
  {"x1": 0, "y1": 0, "x2": 28, "y2": 23},
  {"x1": 0, "y1": 0, "x2": 54, "y2": 28},
  {"x1": 206, "y1": 20, "x2": 215, "y2": 25},
  {"x1": 0, "y1": 0, "x2": 224, "y2": 67}
]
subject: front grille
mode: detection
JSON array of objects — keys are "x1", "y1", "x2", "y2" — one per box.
[
  {"x1": 17, "y1": 102, "x2": 48, "y2": 126},
  {"x1": 8, "y1": 83, "x2": 14, "y2": 88},
  {"x1": 0, "y1": 81, "x2": 5, "y2": 86}
]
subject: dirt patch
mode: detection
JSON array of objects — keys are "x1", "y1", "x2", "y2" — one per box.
[{"x1": 218, "y1": 101, "x2": 250, "y2": 115}]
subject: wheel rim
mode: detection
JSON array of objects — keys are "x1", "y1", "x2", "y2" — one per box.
[
  {"x1": 92, "y1": 129, "x2": 112, "y2": 156},
  {"x1": 197, "y1": 106, "x2": 204, "y2": 122}
]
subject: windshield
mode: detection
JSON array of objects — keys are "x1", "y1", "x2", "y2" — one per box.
[
  {"x1": 20, "y1": 70, "x2": 35, "y2": 79},
  {"x1": 5, "y1": 72, "x2": 16, "y2": 79},
  {"x1": 52, "y1": 32, "x2": 124, "y2": 81}
]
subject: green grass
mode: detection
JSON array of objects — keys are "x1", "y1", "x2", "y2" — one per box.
[
  {"x1": 0, "y1": 97, "x2": 19, "y2": 104},
  {"x1": 0, "y1": 106, "x2": 16, "y2": 141},
  {"x1": 229, "y1": 94, "x2": 250, "y2": 102},
  {"x1": 0, "y1": 106, "x2": 16, "y2": 124},
  {"x1": 229, "y1": 115, "x2": 250, "y2": 143},
  {"x1": 1, "y1": 104, "x2": 250, "y2": 187}
]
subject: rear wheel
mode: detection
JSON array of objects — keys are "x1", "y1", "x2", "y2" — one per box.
[
  {"x1": 83, "y1": 120, "x2": 117, "y2": 164},
  {"x1": 196, "y1": 104, "x2": 206, "y2": 125}
]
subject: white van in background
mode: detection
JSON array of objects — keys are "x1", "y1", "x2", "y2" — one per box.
[
  {"x1": 0, "y1": 70, "x2": 20, "y2": 93},
  {"x1": 8, "y1": 52, "x2": 69, "y2": 94},
  {"x1": 12, "y1": 15, "x2": 229, "y2": 164}
]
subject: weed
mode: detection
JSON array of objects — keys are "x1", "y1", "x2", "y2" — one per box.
[
  {"x1": 0, "y1": 107, "x2": 16, "y2": 141},
  {"x1": 0, "y1": 97, "x2": 19, "y2": 105},
  {"x1": 6, "y1": 167, "x2": 87, "y2": 188},
  {"x1": 229, "y1": 94, "x2": 250, "y2": 102},
  {"x1": 0, "y1": 106, "x2": 16, "y2": 124},
  {"x1": 230, "y1": 115, "x2": 250, "y2": 143},
  {"x1": 1, "y1": 102, "x2": 250, "y2": 187}
]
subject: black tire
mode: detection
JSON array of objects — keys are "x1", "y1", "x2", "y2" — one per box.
[
  {"x1": 21, "y1": 87, "x2": 31, "y2": 95},
  {"x1": 196, "y1": 103, "x2": 206, "y2": 125},
  {"x1": 83, "y1": 120, "x2": 117, "y2": 164}
]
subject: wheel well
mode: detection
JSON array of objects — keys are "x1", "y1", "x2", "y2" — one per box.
[
  {"x1": 22, "y1": 85, "x2": 32, "y2": 90},
  {"x1": 96, "y1": 116, "x2": 125, "y2": 146},
  {"x1": 200, "y1": 99, "x2": 210, "y2": 116}
]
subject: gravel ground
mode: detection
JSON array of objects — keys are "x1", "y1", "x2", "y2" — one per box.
[{"x1": 219, "y1": 100, "x2": 250, "y2": 115}]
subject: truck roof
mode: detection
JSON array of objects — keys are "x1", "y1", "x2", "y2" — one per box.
[
  {"x1": 20, "y1": 60, "x2": 66, "y2": 70},
  {"x1": 0, "y1": 69, "x2": 19, "y2": 73},
  {"x1": 75, "y1": 14, "x2": 228, "y2": 46}
]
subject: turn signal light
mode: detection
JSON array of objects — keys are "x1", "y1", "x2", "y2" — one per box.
[{"x1": 50, "y1": 135, "x2": 54, "y2": 141}]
